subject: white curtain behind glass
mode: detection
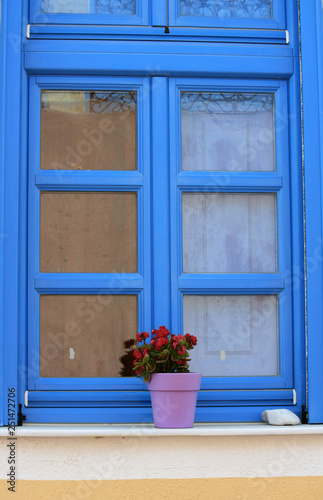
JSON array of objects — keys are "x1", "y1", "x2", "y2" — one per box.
[
  {"x1": 183, "y1": 295, "x2": 279, "y2": 376},
  {"x1": 182, "y1": 193, "x2": 277, "y2": 273}
]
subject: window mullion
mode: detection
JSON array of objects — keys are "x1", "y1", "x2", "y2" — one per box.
[{"x1": 151, "y1": 77, "x2": 171, "y2": 328}]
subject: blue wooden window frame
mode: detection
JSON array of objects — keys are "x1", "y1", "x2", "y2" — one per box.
[
  {"x1": 29, "y1": 0, "x2": 285, "y2": 29},
  {"x1": 169, "y1": 78, "x2": 293, "y2": 393},
  {"x1": 299, "y1": 0, "x2": 323, "y2": 424},
  {"x1": 28, "y1": 76, "x2": 151, "y2": 393},
  {"x1": 22, "y1": 74, "x2": 303, "y2": 423},
  {"x1": 2, "y1": 0, "x2": 322, "y2": 425}
]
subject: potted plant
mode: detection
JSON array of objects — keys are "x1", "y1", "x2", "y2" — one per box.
[{"x1": 133, "y1": 326, "x2": 201, "y2": 428}]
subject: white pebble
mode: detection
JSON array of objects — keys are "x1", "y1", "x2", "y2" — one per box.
[{"x1": 261, "y1": 409, "x2": 301, "y2": 426}]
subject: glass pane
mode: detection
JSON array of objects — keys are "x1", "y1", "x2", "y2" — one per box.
[
  {"x1": 39, "y1": 294, "x2": 138, "y2": 377},
  {"x1": 41, "y1": 91, "x2": 137, "y2": 170},
  {"x1": 182, "y1": 193, "x2": 277, "y2": 273},
  {"x1": 40, "y1": 192, "x2": 137, "y2": 273},
  {"x1": 181, "y1": 92, "x2": 275, "y2": 171},
  {"x1": 41, "y1": 0, "x2": 136, "y2": 15},
  {"x1": 180, "y1": 1, "x2": 272, "y2": 18},
  {"x1": 183, "y1": 295, "x2": 279, "y2": 376}
]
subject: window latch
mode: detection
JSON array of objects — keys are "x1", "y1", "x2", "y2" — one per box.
[
  {"x1": 18, "y1": 404, "x2": 26, "y2": 427},
  {"x1": 301, "y1": 405, "x2": 308, "y2": 424}
]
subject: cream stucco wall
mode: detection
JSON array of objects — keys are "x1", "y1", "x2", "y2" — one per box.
[{"x1": 1, "y1": 428, "x2": 323, "y2": 499}]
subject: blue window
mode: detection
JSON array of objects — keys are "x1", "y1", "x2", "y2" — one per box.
[
  {"x1": 30, "y1": 0, "x2": 285, "y2": 29},
  {"x1": 3, "y1": 0, "x2": 323, "y2": 425}
]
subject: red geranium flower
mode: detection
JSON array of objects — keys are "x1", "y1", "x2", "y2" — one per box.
[{"x1": 132, "y1": 326, "x2": 198, "y2": 382}]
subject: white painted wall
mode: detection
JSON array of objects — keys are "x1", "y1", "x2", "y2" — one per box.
[{"x1": 1, "y1": 434, "x2": 323, "y2": 481}]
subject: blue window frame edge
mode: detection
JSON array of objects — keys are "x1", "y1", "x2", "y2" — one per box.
[
  {"x1": 299, "y1": 0, "x2": 323, "y2": 424},
  {"x1": 29, "y1": 0, "x2": 284, "y2": 30},
  {"x1": 0, "y1": 0, "x2": 320, "y2": 426},
  {"x1": 0, "y1": 0, "x2": 28, "y2": 426}
]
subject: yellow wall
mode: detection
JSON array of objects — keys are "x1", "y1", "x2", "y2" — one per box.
[
  {"x1": 1, "y1": 477, "x2": 323, "y2": 500},
  {"x1": 1, "y1": 434, "x2": 323, "y2": 499}
]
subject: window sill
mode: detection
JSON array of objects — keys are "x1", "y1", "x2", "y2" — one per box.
[{"x1": 1, "y1": 423, "x2": 323, "y2": 438}]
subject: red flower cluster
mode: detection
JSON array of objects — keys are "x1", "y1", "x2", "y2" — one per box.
[
  {"x1": 184, "y1": 333, "x2": 197, "y2": 348},
  {"x1": 132, "y1": 326, "x2": 198, "y2": 382},
  {"x1": 136, "y1": 331, "x2": 149, "y2": 343}
]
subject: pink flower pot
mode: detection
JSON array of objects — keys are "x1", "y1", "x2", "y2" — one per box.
[{"x1": 147, "y1": 372, "x2": 202, "y2": 428}]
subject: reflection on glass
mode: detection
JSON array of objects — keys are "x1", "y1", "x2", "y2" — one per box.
[
  {"x1": 181, "y1": 92, "x2": 275, "y2": 171},
  {"x1": 180, "y1": 0, "x2": 272, "y2": 18},
  {"x1": 39, "y1": 294, "x2": 138, "y2": 377},
  {"x1": 183, "y1": 294, "x2": 279, "y2": 376},
  {"x1": 182, "y1": 193, "x2": 277, "y2": 273},
  {"x1": 41, "y1": 0, "x2": 136, "y2": 15},
  {"x1": 40, "y1": 192, "x2": 137, "y2": 273},
  {"x1": 119, "y1": 338, "x2": 137, "y2": 376},
  {"x1": 41, "y1": 90, "x2": 137, "y2": 170}
]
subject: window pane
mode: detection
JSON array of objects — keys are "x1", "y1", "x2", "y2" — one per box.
[
  {"x1": 183, "y1": 295, "x2": 279, "y2": 376},
  {"x1": 182, "y1": 193, "x2": 277, "y2": 273},
  {"x1": 40, "y1": 192, "x2": 137, "y2": 273},
  {"x1": 39, "y1": 294, "x2": 137, "y2": 377},
  {"x1": 179, "y1": 1, "x2": 272, "y2": 18},
  {"x1": 41, "y1": 0, "x2": 136, "y2": 15},
  {"x1": 41, "y1": 91, "x2": 137, "y2": 170},
  {"x1": 181, "y1": 92, "x2": 275, "y2": 171}
]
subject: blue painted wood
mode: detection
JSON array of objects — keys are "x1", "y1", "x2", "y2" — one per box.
[
  {"x1": 177, "y1": 172, "x2": 283, "y2": 191},
  {"x1": 24, "y1": 46, "x2": 294, "y2": 80},
  {"x1": 1, "y1": 0, "x2": 27, "y2": 425},
  {"x1": 25, "y1": 39, "x2": 293, "y2": 54},
  {"x1": 35, "y1": 172, "x2": 144, "y2": 188},
  {"x1": 201, "y1": 376, "x2": 293, "y2": 390},
  {"x1": 27, "y1": 389, "x2": 294, "y2": 406},
  {"x1": 21, "y1": 405, "x2": 302, "y2": 423},
  {"x1": 178, "y1": 275, "x2": 285, "y2": 291},
  {"x1": 28, "y1": 376, "x2": 147, "y2": 391},
  {"x1": 1, "y1": 0, "x2": 308, "y2": 424},
  {"x1": 195, "y1": 405, "x2": 301, "y2": 423},
  {"x1": 151, "y1": 0, "x2": 167, "y2": 26},
  {"x1": 285, "y1": 0, "x2": 299, "y2": 57},
  {"x1": 34, "y1": 276, "x2": 145, "y2": 291},
  {"x1": 0, "y1": 0, "x2": 7, "y2": 427},
  {"x1": 300, "y1": 0, "x2": 323, "y2": 424},
  {"x1": 0, "y1": 0, "x2": 6, "y2": 427},
  {"x1": 27, "y1": 25, "x2": 288, "y2": 44},
  {"x1": 151, "y1": 77, "x2": 171, "y2": 328},
  {"x1": 23, "y1": 406, "x2": 154, "y2": 423},
  {"x1": 169, "y1": 79, "x2": 181, "y2": 337},
  {"x1": 287, "y1": 67, "x2": 306, "y2": 412},
  {"x1": 139, "y1": 77, "x2": 152, "y2": 334}
]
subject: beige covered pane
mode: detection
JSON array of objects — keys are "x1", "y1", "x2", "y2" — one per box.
[
  {"x1": 40, "y1": 192, "x2": 137, "y2": 273},
  {"x1": 39, "y1": 294, "x2": 137, "y2": 378},
  {"x1": 40, "y1": 96, "x2": 137, "y2": 171}
]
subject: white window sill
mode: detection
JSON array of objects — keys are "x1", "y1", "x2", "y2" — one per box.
[{"x1": 2, "y1": 422, "x2": 323, "y2": 437}]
